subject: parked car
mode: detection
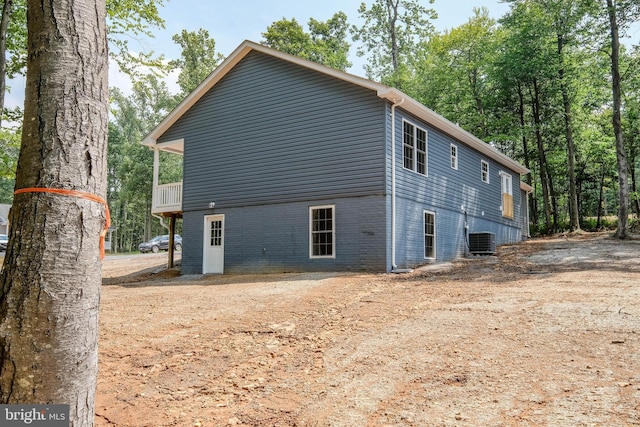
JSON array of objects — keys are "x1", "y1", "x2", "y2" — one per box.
[
  {"x1": 138, "y1": 235, "x2": 182, "y2": 253},
  {"x1": 0, "y1": 234, "x2": 7, "y2": 251}
]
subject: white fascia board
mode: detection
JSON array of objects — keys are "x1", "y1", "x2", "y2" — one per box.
[
  {"x1": 520, "y1": 181, "x2": 534, "y2": 193},
  {"x1": 377, "y1": 89, "x2": 529, "y2": 175},
  {"x1": 142, "y1": 42, "x2": 258, "y2": 148}
]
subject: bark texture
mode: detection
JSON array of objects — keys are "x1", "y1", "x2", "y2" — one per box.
[
  {"x1": 606, "y1": 0, "x2": 629, "y2": 239},
  {"x1": 0, "y1": 0, "x2": 108, "y2": 425}
]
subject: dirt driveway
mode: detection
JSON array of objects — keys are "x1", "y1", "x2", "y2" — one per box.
[{"x1": 95, "y1": 233, "x2": 640, "y2": 426}]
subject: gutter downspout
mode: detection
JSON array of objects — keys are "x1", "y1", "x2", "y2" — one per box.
[
  {"x1": 153, "y1": 214, "x2": 170, "y2": 232},
  {"x1": 151, "y1": 145, "x2": 171, "y2": 231},
  {"x1": 390, "y1": 97, "x2": 405, "y2": 272}
]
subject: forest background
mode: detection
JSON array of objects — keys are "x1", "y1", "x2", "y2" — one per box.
[{"x1": 1, "y1": 0, "x2": 639, "y2": 252}]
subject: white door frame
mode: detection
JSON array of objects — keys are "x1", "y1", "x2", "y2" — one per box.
[{"x1": 203, "y1": 214, "x2": 225, "y2": 274}]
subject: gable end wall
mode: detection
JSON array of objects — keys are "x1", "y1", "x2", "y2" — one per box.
[{"x1": 160, "y1": 51, "x2": 390, "y2": 273}]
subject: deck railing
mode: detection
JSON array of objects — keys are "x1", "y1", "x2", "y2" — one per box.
[{"x1": 153, "y1": 182, "x2": 182, "y2": 213}]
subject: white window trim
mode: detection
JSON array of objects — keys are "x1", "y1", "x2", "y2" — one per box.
[
  {"x1": 500, "y1": 171, "x2": 513, "y2": 195},
  {"x1": 309, "y1": 205, "x2": 336, "y2": 259},
  {"x1": 481, "y1": 160, "x2": 490, "y2": 184},
  {"x1": 424, "y1": 210, "x2": 436, "y2": 260},
  {"x1": 402, "y1": 119, "x2": 428, "y2": 176},
  {"x1": 450, "y1": 143, "x2": 458, "y2": 170},
  {"x1": 500, "y1": 171, "x2": 514, "y2": 219}
]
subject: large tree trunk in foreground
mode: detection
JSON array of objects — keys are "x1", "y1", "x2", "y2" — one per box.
[{"x1": 0, "y1": 0, "x2": 108, "y2": 425}]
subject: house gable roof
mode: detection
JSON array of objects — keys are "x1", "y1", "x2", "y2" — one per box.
[{"x1": 142, "y1": 40, "x2": 528, "y2": 175}]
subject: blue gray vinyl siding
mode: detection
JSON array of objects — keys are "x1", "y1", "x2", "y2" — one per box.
[
  {"x1": 158, "y1": 49, "x2": 526, "y2": 273},
  {"x1": 387, "y1": 106, "x2": 524, "y2": 269},
  {"x1": 159, "y1": 51, "x2": 390, "y2": 273},
  {"x1": 158, "y1": 51, "x2": 387, "y2": 211},
  {"x1": 181, "y1": 196, "x2": 387, "y2": 274}
]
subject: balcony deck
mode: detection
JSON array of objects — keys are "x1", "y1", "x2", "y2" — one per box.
[{"x1": 153, "y1": 182, "x2": 182, "y2": 215}]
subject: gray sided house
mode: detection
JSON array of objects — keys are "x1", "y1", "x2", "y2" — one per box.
[
  {"x1": 0, "y1": 204, "x2": 10, "y2": 235},
  {"x1": 143, "y1": 40, "x2": 531, "y2": 274}
]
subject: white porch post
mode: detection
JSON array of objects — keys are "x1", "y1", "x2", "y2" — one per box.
[{"x1": 152, "y1": 147, "x2": 160, "y2": 210}]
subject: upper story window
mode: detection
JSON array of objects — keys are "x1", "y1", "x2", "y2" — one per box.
[
  {"x1": 481, "y1": 160, "x2": 490, "y2": 183},
  {"x1": 450, "y1": 144, "x2": 458, "y2": 170},
  {"x1": 403, "y1": 120, "x2": 427, "y2": 175},
  {"x1": 501, "y1": 172, "x2": 514, "y2": 219}
]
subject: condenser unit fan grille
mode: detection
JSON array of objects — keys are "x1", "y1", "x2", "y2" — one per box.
[{"x1": 468, "y1": 232, "x2": 496, "y2": 255}]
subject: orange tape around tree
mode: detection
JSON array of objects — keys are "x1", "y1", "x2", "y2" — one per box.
[{"x1": 13, "y1": 187, "x2": 111, "y2": 260}]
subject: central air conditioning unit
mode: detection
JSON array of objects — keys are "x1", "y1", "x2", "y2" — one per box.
[{"x1": 468, "y1": 232, "x2": 496, "y2": 255}]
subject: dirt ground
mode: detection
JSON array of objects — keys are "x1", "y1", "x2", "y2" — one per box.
[{"x1": 95, "y1": 233, "x2": 640, "y2": 427}]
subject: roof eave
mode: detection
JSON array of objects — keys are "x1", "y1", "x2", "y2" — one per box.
[
  {"x1": 377, "y1": 90, "x2": 529, "y2": 175},
  {"x1": 141, "y1": 40, "x2": 529, "y2": 176}
]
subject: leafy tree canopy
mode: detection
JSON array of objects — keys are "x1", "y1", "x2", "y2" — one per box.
[
  {"x1": 351, "y1": 0, "x2": 437, "y2": 86},
  {"x1": 262, "y1": 12, "x2": 351, "y2": 71},
  {"x1": 169, "y1": 28, "x2": 225, "y2": 96}
]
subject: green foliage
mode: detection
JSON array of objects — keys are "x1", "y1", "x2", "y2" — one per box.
[
  {"x1": 262, "y1": 12, "x2": 351, "y2": 71},
  {"x1": 169, "y1": 29, "x2": 225, "y2": 96},
  {"x1": 0, "y1": 177, "x2": 13, "y2": 203},
  {"x1": 0, "y1": 125, "x2": 19, "y2": 179},
  {"x1": 108, "y1": 74, "x2": 180, "y2": 252},
  {"x1": 106, "y1": 0, "x2": 168, "y2": 76},
  {"x1": 581, "y1": 216, "x2": 618, "y2": 232},
  {"x1": 4, "y1": 0, "x2": 26, "y2": 79},
  {"x1": 351, "y1": 0, "x2": 437, "y2": 86},
  {"x1": 408, "y1": 8, "x2": 500, "y2": 138},
  {"x1": 2, "y1": 0, "x2": 168, "y2": 83}
]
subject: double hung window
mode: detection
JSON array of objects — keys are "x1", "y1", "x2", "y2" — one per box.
[
  {"x1": 501, "y1": 172, "x2": 514, "y2": 219},
  {"x1": 310, "y1": 205, "x2": 335, "y2": 258},
  {"x1": 424, "y1": 211, "x2": 436, "y2": 259},
  {"x1": 450, "y1": 144, "x2": 458, "y2": 170},
  {"x1": 481, "y1": 160, "x2": 490, "y2": 183},
  {"x1": 403, "y1": 120, "x2": 427, "y2": 175}
]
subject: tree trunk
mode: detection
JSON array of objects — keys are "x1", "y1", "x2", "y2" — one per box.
[
  {"x1": 548, "y1": 161, "x2": 559, "y2": 231},
  {"x1": 385, "y1": 0, "x2": 400, "y2": 87},
  {"x1": 597, "y1": 162, "x2": 606, "y2": 229},
  {"x1": 517, "y1": 82, "x2": 537, "y2": 228},
  {"x1": 630, "y1": 147, "x2": 640, "y2": 218},
  {"x1": 531, "y1": 78, "x2": 553, "y2": 233},
  {"x1": 0, "y1": 1, "x2": 108, "y2": 426},
  {"x1": 557, "y1": 34, "x2": 581, "y2": 231},
  {"x1": 0, "y1": 0, "x2": 13, "y2": 127},
  {"x1": 607, "y1": 0, "x2": 630, "y2": 239}
]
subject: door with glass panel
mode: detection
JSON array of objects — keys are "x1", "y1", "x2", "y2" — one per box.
[{"x1": 203, "y1": 215, "x2": 224, "y2": 274}]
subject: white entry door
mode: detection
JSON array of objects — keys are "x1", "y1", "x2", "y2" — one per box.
[{"x1": 203, "y1": 214, "x2": 225, "y2": 274}]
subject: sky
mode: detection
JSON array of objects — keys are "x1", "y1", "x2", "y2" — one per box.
[
  {"x1": 139, "y1": 0, "x2": 510, "y2": 61},
  {"x1": 4, "y1": 0, "x2": 513, "y2": 112},
  {"x1": 5, "y1": 0, "x2": 640, "y2": 112}
]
